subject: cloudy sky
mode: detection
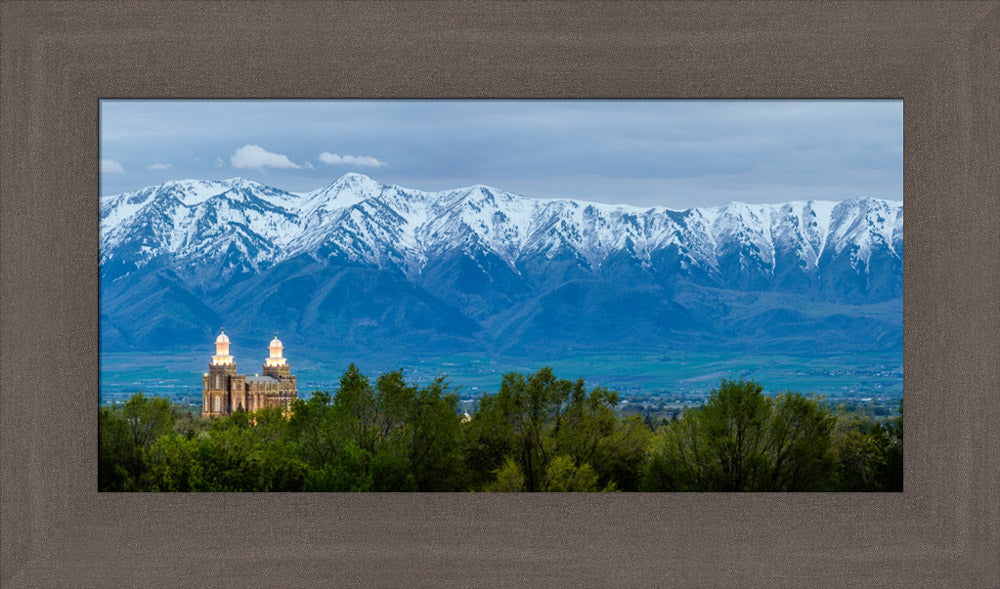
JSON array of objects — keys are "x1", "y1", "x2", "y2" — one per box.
[{"x1": 100, "y1": 99, "x2": 902, "y2": 208}]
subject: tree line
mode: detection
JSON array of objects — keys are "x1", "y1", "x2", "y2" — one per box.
[{"x1": 99, "y1": 366, "x2": 902, "y2": 492}]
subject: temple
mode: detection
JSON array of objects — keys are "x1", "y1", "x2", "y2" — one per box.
[{"x1": 202, "y1": 329, "x2": 297, "y2": 418}]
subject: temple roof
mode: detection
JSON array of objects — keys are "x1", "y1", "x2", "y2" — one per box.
[{"x1": 246, "y1": 375, "x2": 278, "y2": 385}]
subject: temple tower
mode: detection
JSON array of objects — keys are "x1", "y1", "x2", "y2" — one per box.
[
  {"x1": 202, "y1": 328, "x2": 237, "y2": 418},
  {"x1": 262, "y1": 333, "x2": 290, "y2": 378},
  {"x1": 261, "y1": 333, "x2": 296, "y2": 409}
]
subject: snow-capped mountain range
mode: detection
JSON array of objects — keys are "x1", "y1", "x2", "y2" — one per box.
[
  {"x1": 101, "y1": 173, "x2": 901, "y2": 282},
  {"x1": 100, "y1": 174, "x2": 903, "y2": 356}
]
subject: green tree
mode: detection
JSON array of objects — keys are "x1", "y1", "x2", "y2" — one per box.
[
  {"x1": 833, "y1": 424, "x2": 885, "y2": 491},
  {"x1": 466, "y1": 368, "x2": 569, "y2": 491},
  {"x1": 287, "y1": 390, "x2": 344, "y2": 468},
  {"x1": 592, "y1": 414, "x2": 652, "y2": 491},
  {"x1": 179, "y1": 409, "x2": 307, "y2": 491},
  {"x1": 98, "y1": 406, "x2": 135, "y2": 490},
  {"x1": 766, "y1": 393, "x2": 836, "y2": 491},
  {"x1": 369, "y1": 440, "x2": 417, "y2": 491},
  {"x1": 483, "y1": 457, "x2": 526, "y2": 492},
  {"x1": 121, "y1": 392, "x2": 179, "y2": 448},
  {"x1": 463, "y1": 388, "x2": 519, "y2": 489},
  {"x1": 466, "y1": 368, "x2": 638, "y2": 491},
  {"x1": 642, "y1": 380, "x2": 837, "y2": 491},
  {"x1": 697, "y1": 379, "x2": 773, "y2": 490},
  {"x1": 831, "y1": 404, "x2": 902, "y2": 491},
  {"x1": 404, "y1": 377, "x2": 466, "y2": 491},
  {"x1": 303, "y1": 441, "x2": 372, "y2": 491},
  {"x1": 333, "y1": 364, "x2": 379, "y2": 454},
  {"x1": 544, "y1": 455, "x2": 601, "y2": 492},
  {"x1": 879, "y1": 404, "x2": 903, "y2": 491},
  {"x1": 98, "y1": 392, "x2": 181, "y2": 490},
  {"x1": 555, "y1": 386, "x2": 651, "y2": 491},
  {"x1": 362, "y1": 370, "x2": 465, "y2": 490},
  {"x1": 286, "y1": 389, "x2": 369, "y2": 490},
  {"x1": 145, "y1": 434, "x2": 202, "y2": 491},
  {"x1": 291, "y1": 366, "x2": 466, "y2": 491},
  {"x1": 553, "y1": 382, "x2": 617, "y2": 471}
]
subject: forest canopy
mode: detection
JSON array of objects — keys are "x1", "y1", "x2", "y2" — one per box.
[{"x1": 99, "y1": 366, "x2": 902, "y2": 492}]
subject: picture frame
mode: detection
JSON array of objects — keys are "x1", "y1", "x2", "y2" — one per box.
[{"x1": 2, "y1": 1, "x2": 997, "y2": 586}]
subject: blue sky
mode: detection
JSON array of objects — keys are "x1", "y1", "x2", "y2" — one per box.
[{"x1": 100, "y1": 99, "x2": 902, "y2": 208}]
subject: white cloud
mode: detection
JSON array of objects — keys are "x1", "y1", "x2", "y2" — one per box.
[
  {"x1": 147, "y1": 163, "x2": 172, "y2": 171},
  {"x1": 318, "y1": 152, "x2": 386, "y2": 167},
  {"x1": 214, "y1": 157, "x2": 225, "y2": 168},
  {"x1": 230, "y1": 144, "x2": 302, "y2": 170},
  {"x1": 101, "y1": 159, "x2": 125, "y2": 174}
]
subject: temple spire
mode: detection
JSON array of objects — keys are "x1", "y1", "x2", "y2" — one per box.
[
  {"x1": 212, "y1": 328, "x2": 234, "y2": 365},
  {"x1": 266, "y1": 332, "x2": 287, "y2": 367}
]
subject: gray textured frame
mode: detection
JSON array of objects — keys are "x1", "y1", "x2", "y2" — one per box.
[{"x1": 2, "y1": 1, "x2": 998, "y2": 587}]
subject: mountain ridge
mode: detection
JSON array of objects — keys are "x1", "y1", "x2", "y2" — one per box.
[
  {"x1": 100, "y1": 174, "x2": 903, "y2": 357},
  {"x1": 101, "y1": 173, "x2": 902, "y2": 277}
]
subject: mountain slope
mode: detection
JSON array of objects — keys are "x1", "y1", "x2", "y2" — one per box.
[{"x1": 100, "y1": 174, "x2": 903, "y2": 357}]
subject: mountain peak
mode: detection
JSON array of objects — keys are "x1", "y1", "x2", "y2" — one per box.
[
  {"x1": 221, "y1": 177, "x2": 255, "y2": 185},
  {"x1": 310, "y1": 172, "x2": 385, "y2": 198},
  {"x1": 331, "y1": 172, "x2": 381, "y2": 189},
  {"x1": 161, "y1": 178, "x2": 208, "y2": 187},
  {"x1": 296, "y1": 173, "x2": 386, "y2": 216},
  {"x1": 340, "y1": 171, "x2": 374, "y2": 181}
]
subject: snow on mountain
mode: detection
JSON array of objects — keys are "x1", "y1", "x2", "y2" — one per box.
[
  {"x1": 295, "y1": 173, "x2": 387, "y2": 224},
  {"x1": 100, "y1": 174, "x2": 903, "y2": 284},
  {"x1": 100, "y1": 178, "x2": 305, "y2": 279}
]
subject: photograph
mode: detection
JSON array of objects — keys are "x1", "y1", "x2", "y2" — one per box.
[{"x1": 99, "y1": 98, "x2": 903, "y2": 492}]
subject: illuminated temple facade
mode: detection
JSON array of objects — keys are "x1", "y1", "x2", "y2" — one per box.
[{"x1": 202, "y1": 329, "x2": 297, "y2": 418}]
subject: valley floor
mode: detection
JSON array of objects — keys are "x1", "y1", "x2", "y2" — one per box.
[{"x1": 100, "y1": 349, "x2": 903, "y2": 413}]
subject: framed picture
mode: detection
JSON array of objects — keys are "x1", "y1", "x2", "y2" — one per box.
[
  {"x1": 97, "y1": 97, "x2": 904, "y2": 494},
  {"x1": 2, "y1": 1, "x2": 998, "y2": 586}
]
